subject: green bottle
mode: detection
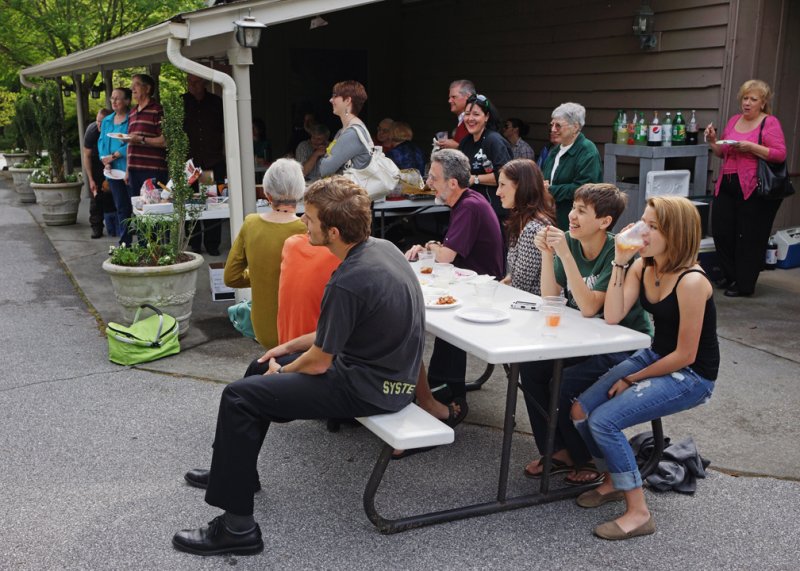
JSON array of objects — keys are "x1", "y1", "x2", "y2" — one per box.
[
  {"x1": 635, "y1": 111, "x2": 647, "y2": 145},
  {"x1": 612, "y1": 109, "x2": 623, "y2": 143},
  {"x1": 673, "y1": 111, "x2": 686, "y2": 145}
]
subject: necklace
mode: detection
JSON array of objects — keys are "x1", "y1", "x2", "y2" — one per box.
[{"x1": 654, "y1": 265, "x2": 665, "y2": 287}]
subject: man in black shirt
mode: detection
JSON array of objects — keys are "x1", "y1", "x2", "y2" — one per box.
[
  {"x1": 81, "y1": 108, "x2": 116, "y2": 239},
  {"x1": 173, "y1": 176, "x2": 426, "y2": 557}
]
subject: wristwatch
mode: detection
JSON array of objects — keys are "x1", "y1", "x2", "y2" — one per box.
[{"x1": 472, "y1": 174, "x2": 480, "y2": 186}]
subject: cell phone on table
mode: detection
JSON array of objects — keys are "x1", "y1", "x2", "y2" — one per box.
[{"x1": 510, "y1": 300, "x2": 538, "y2": 311}]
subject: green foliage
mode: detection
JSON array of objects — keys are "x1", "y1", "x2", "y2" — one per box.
[
  {"x1": 13, "y1": 93, "x2": 42, "y2": 155},
  {"x1": 108, "y1": 215, "x2": 176, "y2": 267},
  {"x1": 0, "y1": 89, "x2": 18, "y2": 128},
  {"x1": 31, "y1": 82, "x2": 67, "y2": 182},
  {"x1": 30, "y1": 167, "x2": 80, "y2": 184}
]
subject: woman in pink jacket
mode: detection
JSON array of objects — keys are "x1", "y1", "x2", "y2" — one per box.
[{"x1": 705, "y1": 79, "x2": 787, "y2": 297}]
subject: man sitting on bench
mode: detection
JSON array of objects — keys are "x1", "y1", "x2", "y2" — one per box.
[{"x1": 172, "y1": 177, "x2": 426, "y2": 557}]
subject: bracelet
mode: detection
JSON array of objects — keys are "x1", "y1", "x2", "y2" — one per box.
[
  {"x1": 611, "y1": 260, "x2": 629, "y2": 269},
  {"x1": 622, "y1": 377, "x2": 635, "y2": 386},
  {"x1": 425, "y1": 240, "x2": 441, "y2": 249}
]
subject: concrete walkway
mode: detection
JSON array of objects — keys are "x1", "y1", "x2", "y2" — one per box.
[{"x1": 1, "y1": 178, "x2": 798, "y2": 569}]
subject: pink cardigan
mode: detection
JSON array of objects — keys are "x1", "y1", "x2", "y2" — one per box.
[{"x1": 714, "y1": 114, "x2": 787, "y2": 200}]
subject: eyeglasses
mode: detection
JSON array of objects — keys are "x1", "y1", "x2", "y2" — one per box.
[{"x1": 550, "y1": 121, "x2": 571, "y2": 131}]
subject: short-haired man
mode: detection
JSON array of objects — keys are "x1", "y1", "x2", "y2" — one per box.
[
  {"x1": 173, "y1": 177, "x2": 426, "y2": 556},
  {"x1": 520, "y1": 183, "x2": 653, "y2": 484},
  {"x1": 403, "y1": 149, "x2": 503, "y2": 433},
  {"x1": 438, "y1": 79, "x2": 476, "y2": 150},
  {"x1": 82, "y1": 108, "x2": 115, "y2": 239},
  {"x1": 294, "y1": 123, "x2": 331, "y2": 182}
]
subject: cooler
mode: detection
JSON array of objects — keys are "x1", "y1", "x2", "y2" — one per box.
[{"x1": 773, "y1": 227, "x2": 800, "y2": 269}]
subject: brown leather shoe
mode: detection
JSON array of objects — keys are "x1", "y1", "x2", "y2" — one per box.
[
  {"x1": 594, "y1": 515, "x2": 656, "y2": 540},
  {"x1": 576, "y1": 488, "x2": 625, "y2": 508}
]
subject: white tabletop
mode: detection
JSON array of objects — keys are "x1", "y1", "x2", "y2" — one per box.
[{"x1": 416, "y1": 264, "x2": 651, "y2": 365}]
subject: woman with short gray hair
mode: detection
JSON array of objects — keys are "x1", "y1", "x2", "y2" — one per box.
[
  {"x1": 541, "y1": 102, "x2": 602, "y2": 229},
  {"x1": 224, "y1": 158, "x2": 308, "y2": 348}
]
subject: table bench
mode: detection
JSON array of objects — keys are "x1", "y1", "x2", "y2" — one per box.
[{"x1": 356, "y1": 403, "x2": 454, "y2": 533}]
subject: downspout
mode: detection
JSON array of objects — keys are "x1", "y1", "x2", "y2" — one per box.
[{"x1": 165, "y1": 36, "x2": 246, "y2": 246}]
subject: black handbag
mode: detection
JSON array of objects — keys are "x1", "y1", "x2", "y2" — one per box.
[{"x1": 755, "y1": 117, "x2": 795, "y2": 200}]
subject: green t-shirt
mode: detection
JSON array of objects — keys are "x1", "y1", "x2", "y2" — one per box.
[{"x1": 553, "y1": 232, "x2": 653, "y2": 336}]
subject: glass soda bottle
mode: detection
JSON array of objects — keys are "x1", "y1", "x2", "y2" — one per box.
[
  {"x1": 647, "y1": 111, "x2": 662, "y2": 146},
  {"x1": 662, "y1": 112, "x2": 673, "y2": 147},
  {"x1": 635, "y1": 112, "x2": 648, "y2": 145},
  {"x1": 616, "y1": 112, "x2": 628, "y2": 144},
  {"x1": 627, "y1": 111, "x2": 637, "y2": 144},
  {"x1": 673, "y1": 111, "x2": 686, "y2": 145},
  {"x1": 612, "y1": 109, "x2": 623, "y2": 143},
  {"x1": 687, "y1": 110, "x2": 699, "y2": 145}
]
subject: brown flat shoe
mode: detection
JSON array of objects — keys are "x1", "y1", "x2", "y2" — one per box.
[
  {"x1": 594, "y1": 515, "x2": 656, "y2": 540},
  {"x1": 576, "y1": 488, "x2": 625, "y2": 508}
]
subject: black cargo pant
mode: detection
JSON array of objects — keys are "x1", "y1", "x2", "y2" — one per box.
[{"x1": 204, "y1": 355, "x2": 389, "y2": 516}]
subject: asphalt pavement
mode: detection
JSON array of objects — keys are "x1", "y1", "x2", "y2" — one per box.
[{"x1": 1, "y1": 177, "x2": 798, "y2": 570}]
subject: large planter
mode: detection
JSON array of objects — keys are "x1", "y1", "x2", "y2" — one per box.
[
  {"x1": 102, "y1": 252, "x2": 205, "y2": 336},
  {"x1": 8, "y1": 167, "x2": 37, "y2": 203},
  {"x1": 2, "y1": 152, "x2": 30, "y2": 181},
  {"x1": 30, "y1": 180, "x2": 83, "y2": 225}
]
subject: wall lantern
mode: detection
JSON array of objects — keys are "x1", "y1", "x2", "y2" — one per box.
[
  {"x1": 234, "y1": 13, "x2": 267, "y2": 48},
  {"x1": 91, "y1": 82, "x2": 106, "y2": 99},
  {"x1": 62, "y1": 82, "x2": 74, "y2": 97},
  {"x1": 632, "y1": 1, "x2": 657, "y2": 50}
]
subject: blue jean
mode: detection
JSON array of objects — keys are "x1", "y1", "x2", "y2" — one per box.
[
  {"x1": 107, "y1": 178, "x2": 132, "y2": 245},
  {"x1": 574, "y1": 348, "x2": 714, "y2": 491}
]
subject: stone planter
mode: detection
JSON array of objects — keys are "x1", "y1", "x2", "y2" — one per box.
[
  {"x1": 102, "y1": 252, "x2": 205, "y2": 336},
  {"x1": 2, "y1": 152, "x2": 29, "y2": 181},
  {"x1": 30, "y1": 181, "x2": 83, "y2": 225},
  {"x1": 8, "y1": 167, "x2": 37, "y2": 203}
]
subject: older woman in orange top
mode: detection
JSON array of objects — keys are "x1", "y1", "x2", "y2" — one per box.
[{"x1": 224, "y1": 159, "x2": 307, "y2": 348}]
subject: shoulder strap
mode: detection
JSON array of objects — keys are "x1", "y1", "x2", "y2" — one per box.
[
  {"x1": 674, "y1": 268, "x2": 708, "y2": 288},
  {"x1": 348, "y1": 122, "x2": 374, "y2": 154},
  {"x1": 757, "y1": 116, "x2": 768, "y2": 145}
]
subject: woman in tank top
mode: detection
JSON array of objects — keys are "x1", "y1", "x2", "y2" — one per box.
[{"x1": 570, "y1": 196, "x2": 719, "y2": 541}]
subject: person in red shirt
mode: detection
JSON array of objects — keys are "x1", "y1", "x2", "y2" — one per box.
[{"x1": 437, "y1": 79, "x2": 476, "y2": 149}]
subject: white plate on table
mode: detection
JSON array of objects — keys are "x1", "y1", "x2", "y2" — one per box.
[
  {"x1": 455, "y1": 307, "x2": 510, "y2": 323},
  {"x1": 104, "y1": 169, "x2": 125, "y2": 180},
  {"x1": 107, "y1": 133, "x2": 132, "y2": 141},
  {"x1": 425, "y1": 296, "x2": 462, "y2": 309},
  {"x1": 716, "y1": 140, "x2": 738, "y2": 145},
  {"x1": 454, "y1": 268, "x2": 478, "y2": 281}
]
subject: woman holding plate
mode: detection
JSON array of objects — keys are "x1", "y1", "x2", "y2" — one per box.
[
  {"x1": 705, "y1": 79, "x2": 788, "y2": 297},
  {"x1": 98, "y1": 87, "x2": 131, "y2": 245}
]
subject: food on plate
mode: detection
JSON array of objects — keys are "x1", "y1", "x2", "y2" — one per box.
[
  {"x1": 420, "y1": 266, "x2": 433, "y2": 274},
  {"x1": 435, "y1": 295, "x2": 457, "y2": 305}
]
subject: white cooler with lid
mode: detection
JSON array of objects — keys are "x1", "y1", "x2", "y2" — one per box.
[{"x1": 773, "y1": 227, "x2": 800, "y2": 269}]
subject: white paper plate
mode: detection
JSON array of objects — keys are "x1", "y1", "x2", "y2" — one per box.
[
  {"x1": 455, "y1": 307, "x2": 510, "y2": 323},
  {"x1": 104, "y1": 169, "x2": 125, "y2": 180},
  {"x1": 107, "y1": 133, "x2": 132, "y2": 141},
  {"x1": 716, "y1": 140, "x2": 738, "y2": 145},
  {"x1": 454, "y1": 268, "x2": 478, "y2": 281},
  {"x1": 425, "y1": 296, "x2": 462, "y2": 309}
]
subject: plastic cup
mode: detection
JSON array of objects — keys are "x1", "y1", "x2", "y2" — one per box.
[
  {"x1": 418, "y1": 251, "x2": 435, "y2": 274},
  {"x1": 435, "y1": 131, "x2": 448, "y2": 142},
  {"x1": 473, "y1": 280, "x2": 499, "y2": 307},
  {"x1": 617, "y1": 220, "x2": 647, "y2": 251},
  {"x1": 541, "y1": 295, "x2": 567, "y2": 336},
  {"x1": 433, "y1": 262, "x2": 454, "y2": 287}
]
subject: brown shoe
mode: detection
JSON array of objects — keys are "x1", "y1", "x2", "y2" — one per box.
[
  {"x1": 576, "y1": 488, "x2": 625, "y2": 508},
  {"x1": 594, "y1": 515, "x2": 655, "y2": 540}
]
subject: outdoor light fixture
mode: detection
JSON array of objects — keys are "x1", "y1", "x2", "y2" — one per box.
[
  {"x1": 309, "y1": 16, "x2": 328, "y2": 30},
  {"x1": 234, "y1": 11, "x2": 267, "y2": 48},
  {"x1": 62, "y1": 82, "x2": 74, "y2": 97},
  {"x1": 632, "y1": 1, "x2": 657, "y2": 50},
  {"x1": 90, "y1": 82, "x2": 106, "y2": 99}
]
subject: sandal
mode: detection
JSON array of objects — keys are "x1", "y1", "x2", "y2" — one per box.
[
  {"x1": 564, "y1": 462, "x2": 605, "y2": 486},
  {"x1": 523, "y1": 457, "x2": 572, "y2": 479},
  {"x1": 444, "y1": 397, "x2": 468, "y2": 428}
]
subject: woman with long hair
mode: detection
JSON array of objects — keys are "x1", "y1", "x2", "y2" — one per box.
[
  {"x1": 496, "y1": 159, "x2": 555, "y2": 294},
  {"x1": 572, "y1": 196, "x2": 719, "y2": 540}
]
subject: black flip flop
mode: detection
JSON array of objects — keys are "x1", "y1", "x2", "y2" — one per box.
[
  {"x1": 564, "y1": 462, "x2": 605, "y2": 486},
  {"x1": 523, "y1": 457, "x2": 573, "y2": 479},
  {"x1": 444, "y1": 397, "x2": 469, "y2": 428}
]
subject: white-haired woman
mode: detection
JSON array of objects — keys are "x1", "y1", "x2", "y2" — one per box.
[
  {"x1": 224, "y1": 159, "x2": 308, "y2": 349},
  {"x1": 541, "y1": 102, "x2": 602, "y2": 230}
]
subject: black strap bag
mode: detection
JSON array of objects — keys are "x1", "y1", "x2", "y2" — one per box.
[{"x1": 755, "y1": 117, "x2": 795, "y2": 200}]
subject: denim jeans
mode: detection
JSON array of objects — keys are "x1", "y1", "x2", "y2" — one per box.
[
  {"x1": 574, "y1": 348, "x2": 714, "y2": 491},
  {"x1": 108, "y1": 178, "x2": 131, "y2": 245}
]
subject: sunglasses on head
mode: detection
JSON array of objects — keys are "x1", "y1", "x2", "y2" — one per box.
[{"x1": 467, "y1": 94, "x2": 490, "y2": 110}]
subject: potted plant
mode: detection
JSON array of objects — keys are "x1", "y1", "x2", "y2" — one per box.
[
  {"x1": 5, "y1": 95, "x2": 40, "y2": 198},
  {"x1": 101, "y1": 92, "x2": 205, "y2": 336},
  {"x1": 27, "y1": 82, "x2": 84, "y2": 224}
]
